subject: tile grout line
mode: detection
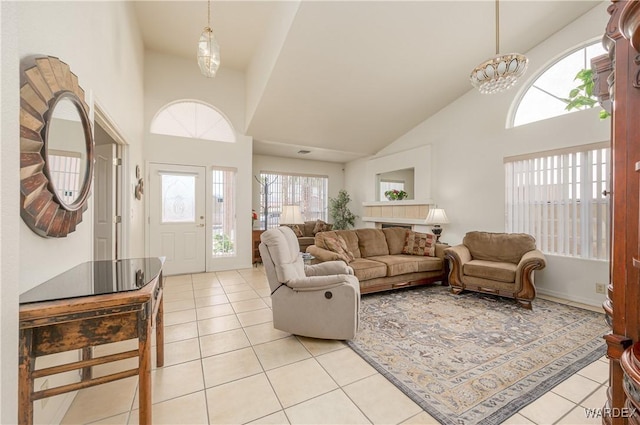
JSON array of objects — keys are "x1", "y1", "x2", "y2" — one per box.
[
  {"x1": 74, "y1": 268, "x2": 608, "y2": 425},
  {"x1": 306, "y1": 340, "x2": 377, "y2": 425},
  {"x1": 230, "y1": 271, "x2": 288, "y2": 423},
  {"x1": 187, "y1": 272, "x2": 215, "y2": 425},
  {"x1": 551, "y1": 383, "x2": 607, "y2": 425}
]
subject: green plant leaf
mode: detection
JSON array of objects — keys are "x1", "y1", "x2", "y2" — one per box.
[
  {"x1": 329, "y1": 189, "x2": 357, "y2": 230},
  {"x1": 564, "y1": 67, "x2": 609, "y2": 119}
]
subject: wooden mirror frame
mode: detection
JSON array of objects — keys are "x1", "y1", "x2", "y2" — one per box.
[{"x1": 20, "y1": 56, "x2": 94, "y2": 238}]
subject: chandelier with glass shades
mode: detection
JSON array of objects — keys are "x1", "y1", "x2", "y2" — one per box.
[
  {"x1": 197, "y1": 0, "x2": 220, "y2": 78},
  {"x1": 470, "y1": 0, "x2": 528, "y2": 94}
]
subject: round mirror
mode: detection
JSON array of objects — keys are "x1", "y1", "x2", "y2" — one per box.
[
  {"x1": 45, "y1": 93, "x2": 92, "y2": 210},
  {"x1": 20, "y1": 56, "x2": 94, "y2": 238}
]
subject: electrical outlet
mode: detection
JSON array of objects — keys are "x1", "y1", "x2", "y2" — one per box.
[{"x1": 596, "y1": 283, "x2": 606, "y2": 294}]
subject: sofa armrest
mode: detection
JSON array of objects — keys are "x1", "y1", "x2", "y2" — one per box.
[
  {"x1": 435, "y1": 243, "x2": 449, "y2": 259},
  {"x1": 515, "y1": 250, "x2": 546, "y2": 282},
  {"x1": 444, "y1": 244, "x2": 472, "y2": 265},
  {"x1": 306, "y1": 245, "x2": 342, "y2": 262},
  {"x1": 305, "y1": 261, "x2": 353, "y2": 276},
  {"x1": 287, "y1": 274, "x2": 358, "y2": 291},
  {"x1": 518, "y1": 249, "x2": 546, "y2": 267},
  {"x1": 444, "y1": 244, "x2": 472, "y2": 289}
]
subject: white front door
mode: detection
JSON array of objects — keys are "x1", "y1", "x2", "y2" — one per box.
[{"x1": 149, "y1": 163, "x2": 206, "y2": 275}]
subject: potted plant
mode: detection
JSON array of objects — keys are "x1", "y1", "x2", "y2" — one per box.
[
  {"x1": 384, "y1": 189, "x2": 408, "y2": 201},
  {"x1": 564, "y1": 68, "x2": 610, "y2": 119},
  {"x1": 329, "y1": 189, "x2": 357, "y2": 230}
]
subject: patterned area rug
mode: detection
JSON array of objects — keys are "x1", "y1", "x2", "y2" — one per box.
[{"x1": 347, "y1": 286, "x2": 608, "y2": 425}]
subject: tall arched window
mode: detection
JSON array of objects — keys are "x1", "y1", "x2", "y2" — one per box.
[
  {"x1": 150, "y1": 100, "x2": 235, "y2": 143},
  {"x1": 511, "y1": 41, "x2": 606, "y2": 127}
]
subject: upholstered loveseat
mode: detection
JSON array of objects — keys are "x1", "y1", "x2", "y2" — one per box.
[
  {"x1": 444, "y1": 231, "x2": 546, "y2": 309},
  {"x1": 285, "y1": 220, "x2": 333, "y2": 252},
  {"x1": 306, "y1": 227, "x2": 448, "y2": 294}
]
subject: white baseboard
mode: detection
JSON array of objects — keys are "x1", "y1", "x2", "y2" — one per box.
[{"x1": 537, "y1": 287, "x2": 605, "y2": 308}]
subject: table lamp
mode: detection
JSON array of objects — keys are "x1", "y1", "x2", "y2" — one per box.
[
  {"x1": 280, "y1": 205, "x2": 304, "y2": 225},
  {"x1": 425, "y1": 208, "x2": 450, "y2": 242}
]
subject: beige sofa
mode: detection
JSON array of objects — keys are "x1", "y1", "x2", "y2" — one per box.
[
  {"x1": 444, "y1": 231, "x2": 546, "y2": 309},
  {"x1": 307, "y1": 227, "x2": 448, "y2": 294},
  {"x1": 285, "y1": 220, "x2": 333, "y2": 252}
]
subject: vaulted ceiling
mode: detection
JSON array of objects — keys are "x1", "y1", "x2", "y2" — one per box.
[{"x1": 134, "y1": 1, "x2": 603, "y2": 162}]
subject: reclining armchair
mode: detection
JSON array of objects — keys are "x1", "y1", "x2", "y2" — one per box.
[
  {"x1": 259, "y1": 226, "x2": 360, "y2": 340},
  {"x1": 444, "y1": 231, "x2": 546, "y2": 309}
]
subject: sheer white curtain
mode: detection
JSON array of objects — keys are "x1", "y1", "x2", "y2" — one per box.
[{"x1": 505, "y1": 142, "x2": 610, "y2": 260}]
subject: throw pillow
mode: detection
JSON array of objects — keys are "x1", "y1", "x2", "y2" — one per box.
[
  {"x1": 402, "y1": 231, "x2": 436, "y2": 257},
  {"x1": 291, "y1": 224, "x2": 304, "y2": 238},
  {"x1": 324, "y1": 235, "x2": 355, "y2": 263},
  {"x1": 313, "y1": 220, "x2": 332, "y2": 235}
]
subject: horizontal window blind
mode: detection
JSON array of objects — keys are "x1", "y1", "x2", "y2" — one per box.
[
  {"x1": 505, "y1": 145, "x2": 610, "y2": 260},
  {"x1": 259, "y1": 172, "x2": 328, "y2": 229}
]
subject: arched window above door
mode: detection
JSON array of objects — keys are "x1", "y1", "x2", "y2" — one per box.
[{"x1": 150, "y1": 100, "x2": 235, "y2": 143}]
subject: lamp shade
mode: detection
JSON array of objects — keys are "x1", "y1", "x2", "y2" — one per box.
[
  {"x1": 425, "y1": 208, "x2": 450, "y2": 225},
  {"x1": 280, "y1": 205, "x2": 304, "y2": 225}
]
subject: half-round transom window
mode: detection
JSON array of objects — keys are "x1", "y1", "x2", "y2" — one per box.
[
  {"x1": 151, "y1": 100, "x2": 235, "y2": 143},
  {"x1": 511, "y1": 41, "x2": 607, "y2": 128}
]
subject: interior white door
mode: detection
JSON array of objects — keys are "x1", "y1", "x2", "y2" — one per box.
[
  {"x1": 94, "y1": 143, "x2": 116, "y2": 260},
  {"x1": 149, "y1": 163, "x2": 206, "y2": 275}
]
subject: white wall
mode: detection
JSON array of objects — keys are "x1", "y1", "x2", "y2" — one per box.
[
  {"x1": 2, "y1": 2, "x2": 145, "y2": 422},
  {"x1": 0, "y1": 3, "x2": 20, "y2": 422},
  {"x1": 366, "y1": 145, "x2": 432, "y2": 202},
  {"x1": 252, "y1": 154, "x2": 346, "y2": 223},
  {"x1": 345, "y1": 3, "x2": 610, "y2": 306},
  {"x1": 144, "y1": 51, "x2": 254, "y2": 271},
  {"x1": 17, "y1": 1, "x2": 145, "y2": 290},
  {"x1": 344, "y1": 157, "x2": 368, "y2": 229}
]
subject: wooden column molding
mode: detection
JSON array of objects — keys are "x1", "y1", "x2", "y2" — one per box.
[{"x1": 598, "y1": 2, "x2": 640, "y2": 424}]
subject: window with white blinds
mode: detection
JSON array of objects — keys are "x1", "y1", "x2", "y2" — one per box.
[
  {"x1": 212, "y1": 167, "x2": 236, "y2": 257},
  {"x1": 48, "y1": 151, "x2": 82, "y2": 205},
  {"x1": 505, "y1": 143, "x2": 610, "y2": 260},
  {"x1": 258, "y1": 172, "x2": 328, "y2": 229}
]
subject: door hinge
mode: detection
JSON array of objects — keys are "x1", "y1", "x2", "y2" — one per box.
[
  {"x1": 113, "y1": 215, "x2": 122, "y2": 224},
  {"x1": 113, "y1": 158, "x2": 122, "y2": 166}
]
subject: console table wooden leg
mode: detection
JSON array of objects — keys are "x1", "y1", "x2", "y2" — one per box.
[
  {"x1": 18, "y1": 328, "x2": 34, "y2": 425},
  {"x1": 156, "y1": 294, "x2": 164, "y2": 367},
  {"x1": 138, "y1": 307, "x2": 152, "y2": 425},
  {"x1": 81, "y1": 347, "x2": 93, "y2": 381}
]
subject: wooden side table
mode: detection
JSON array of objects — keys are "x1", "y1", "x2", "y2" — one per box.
[
  {"x1": 18, "y1": 258, "x2": 165, "y2": 425},
  {"x1": 252, "y1": 229, "x2": 264, "y2": 265}
]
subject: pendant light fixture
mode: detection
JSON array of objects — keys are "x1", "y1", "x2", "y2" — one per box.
[
  {"x1": 197, "y1": 0, "x2": 220, "y2": 78},
  {"x1": 470, "y1": 0, "x2": 528, "y2": 94}
]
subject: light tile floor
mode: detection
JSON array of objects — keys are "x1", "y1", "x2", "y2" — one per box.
[{"x1": 60, "y1": 267, "x2": 609, "y2": 425}]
